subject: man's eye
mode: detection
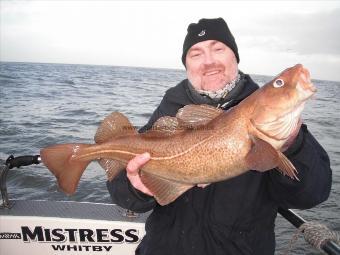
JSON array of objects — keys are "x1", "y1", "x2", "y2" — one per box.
[
  {"x1": 191, "y1": 53, "x2": 201, "y2": 58},
  {"x1": 214, "y1": 48, "x2": 223, "y2": 52}
]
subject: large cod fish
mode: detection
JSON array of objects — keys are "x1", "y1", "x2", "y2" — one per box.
[{"x1": 41, "y1": 64, "x2": 316, "y2": 205}]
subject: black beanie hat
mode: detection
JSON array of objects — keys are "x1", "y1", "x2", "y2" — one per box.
[{"x1": 181, "y1": 18, "x2": 239, "y2": 66}]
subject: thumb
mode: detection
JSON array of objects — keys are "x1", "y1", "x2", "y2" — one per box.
[{"x1": 126, "y1": 152, "x2": 151, "y2": 175}]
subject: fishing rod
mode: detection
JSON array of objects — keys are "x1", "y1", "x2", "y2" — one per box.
[
  {"x1": 1, "y1": 155, "x2": 339, "y2": 254},
  {"x1": 278, "y1": 208, "x2": 340, "y2": 255}
]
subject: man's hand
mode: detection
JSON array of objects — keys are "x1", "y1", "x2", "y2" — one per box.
[{"x1": 126, "y1": 152, "x2": 154, "y2": 196}]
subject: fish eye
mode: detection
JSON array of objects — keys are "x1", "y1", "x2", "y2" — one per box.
[{"x1": 273, "y1": 79, "x2": 285, "y2": 88}]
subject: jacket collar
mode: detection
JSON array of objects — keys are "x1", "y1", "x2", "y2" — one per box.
[{"x1": 184, "y1": 71, "x2": 259, "y2": 110}]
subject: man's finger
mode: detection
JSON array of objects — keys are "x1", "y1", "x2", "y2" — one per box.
[
  {"x1": 129, "y1": 174, "x2": 154, "y2": 196},
  {"x1": 125, "y1": 152, "x2": 154, "y2": 196},
  {"x1": 126, "y1": 152, "x2": 151, "y2": 175}
]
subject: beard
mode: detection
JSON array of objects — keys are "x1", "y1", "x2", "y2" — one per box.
[{"x1": 200, "y1": 63, "x2": 229, "y2": 91}]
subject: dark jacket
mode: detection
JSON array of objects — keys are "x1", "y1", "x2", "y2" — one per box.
[{"x1": 107, "y1": 74, "x2": 332, "y2": 255}]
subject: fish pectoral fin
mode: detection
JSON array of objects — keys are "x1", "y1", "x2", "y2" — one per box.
[
  {"x1": 176, "y1": 104, "x2": 223, "y2": 128},
  {"x1": 245, "y1": 136, "x2": 299, "y2": 180},
  {"x1": 140, "y1": 171, "x2": 194, "y2": 206},
  {"x1": 95, "y1": 112, "x2": 137, "y2": 144},
  {"x1": 98, "y1": 159, "x2": 125, "y2": 181},
  {"x1": 275, "y1": 152, "x2": 299, "y2": 181}
]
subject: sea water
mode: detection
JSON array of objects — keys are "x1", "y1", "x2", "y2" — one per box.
[{"x1": 0, "y1": 62, "x2": 339, "y2": 254}]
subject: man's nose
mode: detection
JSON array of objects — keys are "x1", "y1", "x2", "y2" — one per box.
[{"x1": 203, "y1": 51, "x2": 215, "y2": 65}]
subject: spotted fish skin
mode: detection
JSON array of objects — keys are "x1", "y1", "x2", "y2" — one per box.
[{"x1": 41, "y1": 64, "x2": 316, "y2": 205}]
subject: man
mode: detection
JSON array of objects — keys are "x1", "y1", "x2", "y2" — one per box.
[{"x1": 107, "y1": 18, "x2": 332, "y2": 255}]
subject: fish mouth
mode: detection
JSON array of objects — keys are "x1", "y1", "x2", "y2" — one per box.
[
  {"x1": 301, "y1": 67, "x2": 316, "y2": 90},
  {"x1": 297, "y1": 65, "x2": 317, "y2": 99}
]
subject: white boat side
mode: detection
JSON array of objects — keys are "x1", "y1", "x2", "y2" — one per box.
[{"x1": 0, "y1": 199, "x2": 150, "y2": 255}]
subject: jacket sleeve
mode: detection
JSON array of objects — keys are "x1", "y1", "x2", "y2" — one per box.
[
  {"x1": 106, "y1": 93, "x2": 180, "y2": 213},
  {"x1": 267, "y1": 124, "x2": 332, "y2": 209},
  {"x1": 106, "y1": 171, "x2": 157, "y2": 213}
]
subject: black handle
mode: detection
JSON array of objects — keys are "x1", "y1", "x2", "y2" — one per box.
[
  {"x1": 278, "y1": 208, "x2": 340, "y2": 255},
  {"x1": 5, "y1": 155, "x2": 41, "y2": 169},
  {"x1": 278, "y1": 207, "x2": 305, "y2": 228}
]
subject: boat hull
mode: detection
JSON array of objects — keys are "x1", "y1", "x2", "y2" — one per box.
[{"x1": 0, "y1": 200, "x2": 149, "y2": 255}]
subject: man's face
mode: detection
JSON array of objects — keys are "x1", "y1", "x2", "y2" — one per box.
[{"x1": 185, "y1": 40, "x2": 238, "y2": 92}]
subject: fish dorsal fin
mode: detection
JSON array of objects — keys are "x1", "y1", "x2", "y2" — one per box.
[
  {"x1": 176, "y1": 104, "x2": 223, "y2": 128},
  {"x1": 245, "y1": 135, "x2": 298, "y2": 180},
  {"x1": 140, "y1": 171, "x2": 194, "y2": 206},
  {"x1": 98, "y1": 159, "x2": 125, "y2": 181},
  {"x1": 95, "y1": 112, "x2": 137, "y2": 144},
  {"x1": 151, "y1": 116, "x2": 181, "y2": 136}
]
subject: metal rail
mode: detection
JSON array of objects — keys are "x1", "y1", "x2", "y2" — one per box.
[
  {"x1": 1, "y1": 155, "x2": 339, "y2": 254},
  {"x1": 0, "y1": 155, "x2": 40, "y2": 208}
]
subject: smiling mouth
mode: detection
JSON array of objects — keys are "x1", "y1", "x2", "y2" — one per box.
[{"x1": 204, "y1": 70, "x2": 221, "y2": 76}]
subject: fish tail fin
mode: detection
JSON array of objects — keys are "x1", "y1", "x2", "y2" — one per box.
[
  {"x1": 95, "y1": 112, "x2": 137, "y2": 180},
  {"x1": 40, "y1": 143, "x2": 92, "y2": 194}
]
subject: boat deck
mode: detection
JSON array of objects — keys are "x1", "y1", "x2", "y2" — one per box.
[{"x1": 0, "y1": 199, "x2": 150, "y2": 223}]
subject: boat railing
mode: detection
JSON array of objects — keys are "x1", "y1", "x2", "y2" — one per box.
[{"x1": 1, "y1": 155, "x2": 339, "y2": 255}]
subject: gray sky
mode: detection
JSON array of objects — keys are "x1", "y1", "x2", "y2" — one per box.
[{"x1": 1, "y1": 0, "x2": 340, "y2": 81}]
